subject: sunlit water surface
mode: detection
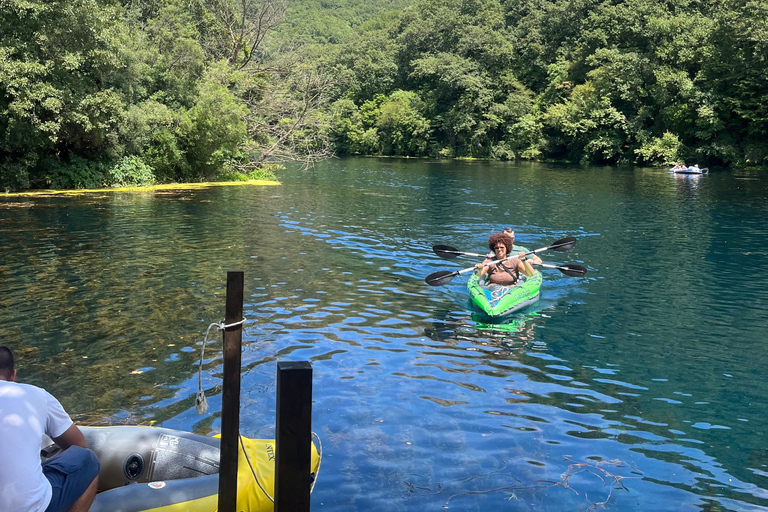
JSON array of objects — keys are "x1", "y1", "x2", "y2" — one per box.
[{"x1": 2, "y1": 159, "x2": 768, "y2": 511}]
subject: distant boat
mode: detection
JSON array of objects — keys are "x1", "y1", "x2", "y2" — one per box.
[{"x1": 669, "y1": 165, "x2": 708, "y2": 174}]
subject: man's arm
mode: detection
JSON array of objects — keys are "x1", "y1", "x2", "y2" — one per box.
[{"x1": 52, "y1": 424, "x2": 88, "y2": 450}]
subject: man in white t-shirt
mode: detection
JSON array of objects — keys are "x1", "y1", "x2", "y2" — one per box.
[{"x1": 0, "y1": 346, "x2": 100, "y2": 512}]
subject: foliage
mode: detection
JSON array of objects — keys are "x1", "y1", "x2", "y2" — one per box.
[
  {"x1": 0, "y1": 0, "x2": 130, "y2": 189},
  {"x1": 45, "y1": 156, "x2": 109, "y2": 190},
  {"x1": 634, "y1": 132, "x2": 684, "y2": 166},
  {"x1": 376, "y1": 90, "x2": 432, "y2": 155},
  {"x1": 273, "y1": 0, "x2": 412, "y2": 45},
  {"x1": 0, "y1": 0, "x2": 328, "y2": 191},
  {"x1": 2, "y1": 0, "x2": 768, "y2": 190},
  {"x1": 319, "y1": 0, "x2": 768, "y2": 167},
  {"x1": 107, "y1": 156, "x2": 156, "y2": 187},
  {"x1": 176, "y1": 62, "x2": 249, "y2": 178},
  {"x1": 216, "y1": 165, "x2": 278, "y2": 181}
]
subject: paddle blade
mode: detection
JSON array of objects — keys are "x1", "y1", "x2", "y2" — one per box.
[
  {"x1": 548, "y1": 236, "x2": 577, "y2": 252},
  {"x1": 558, "y1": 264, "x2": 587, "y2": 277},
  {"x1": 433, "y1": 245, "x2": 462, "y2": 259},
  {"x1": 425, "y1": 270, "x2": 458, "y2": 286}
]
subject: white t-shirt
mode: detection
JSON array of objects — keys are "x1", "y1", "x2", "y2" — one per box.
[{"x1": 0, "y1": 380, "x2": 73, "y2": 512}]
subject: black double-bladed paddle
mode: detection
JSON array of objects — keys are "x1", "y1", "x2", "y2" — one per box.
[
  {"x1": 425, "y1": 237, "x2": 580, "y2": 286},
  {"x1": 432, "y1": 241, "x2": 586, "y2": 276},
  {"x1": 432, "y1": 237, "x2": 576, "y2": 260},
  {"x1": 432, "y1": 245, "x2": 486, "y2": 259},
  {"x1": 535, "y1": 263, "x2": 588, "y2": 277}
]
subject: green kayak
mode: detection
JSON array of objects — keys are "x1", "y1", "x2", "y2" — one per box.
[{"x1": 467, "y1": 271, "x2": 542, "y2": 319}]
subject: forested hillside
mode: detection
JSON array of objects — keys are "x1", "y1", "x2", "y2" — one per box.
[
  {"x1": 274, "y1": 0, "x2": 412, "y2": 44},
  {"x1": 1, "y1": 0, "x2": 765, "y2": 191},
  {"x1": 320, "y1": 0, "x2": 768, "y2": 166}
]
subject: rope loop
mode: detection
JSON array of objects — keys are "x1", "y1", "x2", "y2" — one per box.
[
  {"x1": 189, "y1": 317, "x2": 321, "y2": 507},
  {"x1": 194, "y1": 317, "x2": 246, "y2": 415},
  {"x1": 218, "y1": 318, "x2": 247, "y2": 330}
]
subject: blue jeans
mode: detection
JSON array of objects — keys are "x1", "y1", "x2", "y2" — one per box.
[{"x1": 43, "y1": 446, "x2": 100, "y2": 512}]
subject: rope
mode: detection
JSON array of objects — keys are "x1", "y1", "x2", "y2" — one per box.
[
  {"x1": 240, "y1": 434, "x2": 274, "y2": 503},
  {"x1": 239, "y1": 431, "x2": 323, "y2": 503},
  {"x1": 310, "y1": 432, "x2": 322, "y2": 492},
  {"x1": 220, "y1": 318, "x2": 247, "y2": 330},
  {"x1": 195, "y1": 318, "x2": 248, "y2": 415},
  {"x1": 192, "y1": 317, "x2": 322, "y2": 504}
]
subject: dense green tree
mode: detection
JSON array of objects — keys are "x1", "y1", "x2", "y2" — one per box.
[
  {"x1": 273, "y1": 0, "x2": 411, "y2": 45},
  {"x1": 0, "y1": 0, "x2": 131, "y2": 189},
  {"x1": 324, "y1": 98, "x2": 379, "y2": 155},
  {"x1": 0, "y1": 0, "x2": 305, "y2": 190},
  {"x1": 390, "y1": 0, "x2": 537, "y2": 157},
  {"x1": 702, "y1": 0, "x2": 768, "y2": 165},
  {"x1": 321, "y1": 0, "x2": 767, "y2": 167}
]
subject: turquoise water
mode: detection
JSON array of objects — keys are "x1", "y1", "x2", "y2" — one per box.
[{"x1": 1, "y1": 159, "x2": 767, "y2": 511}]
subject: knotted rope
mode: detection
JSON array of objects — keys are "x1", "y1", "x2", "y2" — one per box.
[{"x1": 195, "y1": 318, "x2": 247, "y2": 415}]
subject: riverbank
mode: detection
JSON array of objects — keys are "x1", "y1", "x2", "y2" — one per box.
[{"x1": 0, "y1": 180, "x2": 281, "y2": 198}]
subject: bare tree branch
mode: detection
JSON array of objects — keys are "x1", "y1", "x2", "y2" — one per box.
[{"x1": 206, "y1": 0, "x2": 286, "y2": 68}]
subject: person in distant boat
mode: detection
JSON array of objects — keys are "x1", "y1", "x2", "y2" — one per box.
[
  {"x1": 486, "y1": 227, "x2": 543, "y2": 265},
  {"x1": 0, "y1": 346, "x2": 100, "y2": 512},
  {"x1": 476, "y1": 232, "x2": 536, "y2": 285}
]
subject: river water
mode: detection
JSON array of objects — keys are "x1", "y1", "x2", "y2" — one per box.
[{"x1": 1, "y1": 159, "x2": 767, "y2": 511}]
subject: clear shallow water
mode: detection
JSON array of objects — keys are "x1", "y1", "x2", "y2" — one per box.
[{"x1": 1, "y1": 160, "x2": 768, "y2": 511}]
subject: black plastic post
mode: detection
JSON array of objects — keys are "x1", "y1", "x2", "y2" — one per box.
[
  {"x1": 275, "y1": 361, "x2": 313, "y2": 512},
  {"x1": 218, "y1": 271, "x2": 243, "y2": 512}
]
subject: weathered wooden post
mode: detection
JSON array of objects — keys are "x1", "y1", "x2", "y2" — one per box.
[
  {"x1": 275, "y1": 361, "x2": 313, "y2": 512},
  {"x1": 218, "y1": 271, "x2": 244, "y2": 512}
]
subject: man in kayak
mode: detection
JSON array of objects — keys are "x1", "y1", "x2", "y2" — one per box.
[
  {"x1": 0, "y1": 346, "x2": 100, "y2": 512},
  {"x1": 486, "y1": 228, "x2": 543, "y2": 265},
  {"x1": 476, "y1": 232, "x2": 536, "y2": 285}
]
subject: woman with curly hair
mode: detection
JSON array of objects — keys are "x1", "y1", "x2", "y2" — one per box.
[
  {"x1": 486, "y1": 228, "x2": 543, "y2": 265},
  {"x1": 475, "y1": 232, "x2": 536, "y2": 285}
]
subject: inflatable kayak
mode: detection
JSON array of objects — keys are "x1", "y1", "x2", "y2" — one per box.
[
  {"x1": 669, "y1": 166, "x2": 708, "y2": 174},
  {"x1": 41, "y1": 425, "x2": 321, "y2": 512},
  {"x1": 467, "y1": 271, "x2": 542, "y2": 319}
]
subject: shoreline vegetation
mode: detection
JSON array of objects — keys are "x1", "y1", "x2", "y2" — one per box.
[
  {"x1": 0, "y1": 180, "x2": 281, "y2": 198},
  {"x1": 2, "y1": 0, "x2": 766, "y2": 193}
]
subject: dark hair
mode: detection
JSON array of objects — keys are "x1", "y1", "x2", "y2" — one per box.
[
  {"x1": 0, "y1": 346, "x2": 14, "y2": 379},
  {"x1": 503, "y1": 227, "x2": 515, "y2": 238},
  {"x1": 488, "y1": 233, "x2": 512, "y2": 252}
]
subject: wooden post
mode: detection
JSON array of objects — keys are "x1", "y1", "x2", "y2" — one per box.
[
  {"x1": 275, "y1": 361, "x2": 313, "y2": 512},
  {"x1": 218, "y1": 271, "x2": 243, "y2": 512}
]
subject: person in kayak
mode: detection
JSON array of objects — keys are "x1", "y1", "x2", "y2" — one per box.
[
  {"x1": 475, "y1": 232, "x2": 536, "y2": 285},
  {"x1": 0, "y1": 346, "x2": 100, "y2": 512},
  {"x1": 486, "y1": 228, "x2": 543, "y2": 265}
]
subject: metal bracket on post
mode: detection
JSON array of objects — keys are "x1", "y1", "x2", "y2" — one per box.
[
  {"x1": 275, "y1": 361, "x2": 313, "y2": 512},
  {"x1": 218, "y1": 271, "x2": 243, "y2": 512}
]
